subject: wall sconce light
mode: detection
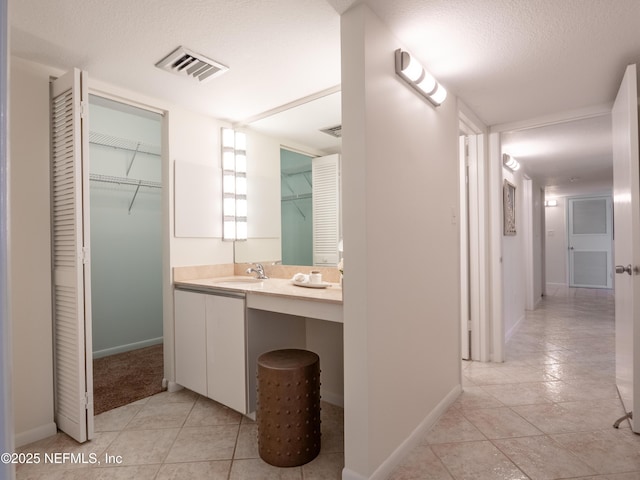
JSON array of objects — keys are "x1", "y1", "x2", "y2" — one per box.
[
  {"x1": 221, "y1": 127, "x2": 247, "y2": 241},
  {"x1": 502, "y1": 153, "x2": 520, "y2": 172},
  {"x1": 395, "y1": 49, "x2": 447, "y2": 106},
  {"x1": 544, "y1": 199, "x2": 558, "y2": 207}
]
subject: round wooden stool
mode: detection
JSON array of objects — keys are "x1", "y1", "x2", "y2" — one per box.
[{"x1": 256, "y1": 349, "x2": 321, "y2": 467}]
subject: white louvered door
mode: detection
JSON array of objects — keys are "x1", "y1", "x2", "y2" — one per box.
[
  {"x1": 312, "y1": 154, "x2": 341, "y2": 266},
  {"x1": 51, "y1": 68, "x2": 94, "y2": 443}
]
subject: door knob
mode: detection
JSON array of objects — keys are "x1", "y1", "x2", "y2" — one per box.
[{"x1": 616, "y1": 264, "x2": 633, "y2": 275}]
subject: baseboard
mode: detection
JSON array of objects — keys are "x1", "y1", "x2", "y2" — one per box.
[
  {"x1": 342, "y1": 468, "x2": 368, "y2": 480},
  {"x1": 14, "y1": 422, "x2": 57, "y2": 448},
  {"x1": 166, "y1": 381, "x2": 183, "y2": 393},
  {"x1": 322, "y1": 390, "x2": 344, "y2": 408},
  {"x1": 342, "y1": 384, "x2": 462, "y2": 480},
  {"x1": 534, "y1": 295, "x2": 542, "y2": 309},
  {"x1": 505, "y1": 314, "x2": 525, "y2": 343},
  {"x1": 93, "y1": 337, "x2": 163, "y2": 359}
]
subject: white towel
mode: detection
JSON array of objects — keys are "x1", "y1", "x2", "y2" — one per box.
[{"x1": 292, "y1": 273, "x2": 309, "y2": 283}]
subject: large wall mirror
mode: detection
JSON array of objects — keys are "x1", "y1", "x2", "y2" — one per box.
[{"x1": 234, "y1": 89, "x2": 342, "y2": 266}]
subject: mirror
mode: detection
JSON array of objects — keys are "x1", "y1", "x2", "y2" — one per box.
[{"x1": 234, "y1": 90, "x2": 342, "y2": 266}]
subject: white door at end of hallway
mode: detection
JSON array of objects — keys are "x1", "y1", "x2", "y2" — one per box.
[{"x1": 567, "y1": 196, "x2": 613, "y2": 289}]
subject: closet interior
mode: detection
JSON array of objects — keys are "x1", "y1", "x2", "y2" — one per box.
[{"x1": 88, "y1": 95, "x2": 163, "y2": 411}]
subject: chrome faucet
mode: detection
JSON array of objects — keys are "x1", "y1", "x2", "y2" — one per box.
[{"x1": 246, "y1": 263, "x2": 268, "y2": 279}]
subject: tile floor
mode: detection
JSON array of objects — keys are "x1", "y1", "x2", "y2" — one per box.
[
  {"x1": 17, "y1": 286, "x2": 639, "y2": 480},
  {"x1": 16, "y1": 393, "x2": 344, "y2": 479},
  {"x1": 390, "y1": 286, "x2": 640, "y2": 480}
]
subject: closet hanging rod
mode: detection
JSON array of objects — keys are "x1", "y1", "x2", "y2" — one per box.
[
  {"x1": 89, "y1": 173, "x2": 162, "y2": 189},
  {"x1": 89, "y1": 131, "x2": 161, "y2": 157}
]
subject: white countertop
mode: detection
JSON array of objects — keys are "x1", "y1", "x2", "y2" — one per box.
[{"x1": 174, "y1": 276, "x2": 343, "y2": 305}]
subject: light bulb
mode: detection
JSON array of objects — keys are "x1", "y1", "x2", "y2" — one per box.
[
  {"x1": 429, "y1": 84, "x2": 447, "y2": 105},
  {"x1": 401, "y1": 52, "x2": 424, "y2": 82},
  {"x1": 417, "y1": 71, "x2": 437, "y2": 96}
]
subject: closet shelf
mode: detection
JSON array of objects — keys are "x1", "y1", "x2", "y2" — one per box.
[
  {"x1": 89, "y1": 174, "x2": 161, "y2": 214},
  {"x1": 281, "y1": 174, "x2": 311, "y2": 220},
  {"x1": 90, "y1": 131, "x2": 161, "y2": 177},
  {"x1": 89, "y1": 132, "x2": 161, "y2": 157},
  {"x1": 281, "y1": 193, "x2": 311, "y2": 202},
  {"x1": 89, "y1": 173, "x2": 161, "y2": 189}
]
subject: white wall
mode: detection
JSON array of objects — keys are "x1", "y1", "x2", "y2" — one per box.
[
  {"x1": 9, "y1": 56, "x2": 235, "y2": 444},
  {"x1": 166, "y1": 107, "x2": 233, "y2": 267},
  {"x1": 341, "y1": 5, "x2": 461, "y2": 478},
  {"x1": 501, "y1": 168, "x2": 527, "y2": 341},
  {"x1": 9, "y1": 57, "x2": 58, "y2": 446}
]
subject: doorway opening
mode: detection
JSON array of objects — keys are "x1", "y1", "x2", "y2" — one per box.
[{"x1": 88, "y1": 95, "x2": 164, "y2": 414}]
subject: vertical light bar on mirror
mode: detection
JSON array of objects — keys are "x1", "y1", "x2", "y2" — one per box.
[
  {"x1": 234, "y1": 131, "x2": 248, "y2": 240},
  {"x1": 221, "y1": 127, "x2": 248, "y2": 241},
  {"x1": 222, "y1": 127, "x2": 237, "y2": 240},
  {"x1": 395, "y1": 48, "x2": 447, "y2": 107}
]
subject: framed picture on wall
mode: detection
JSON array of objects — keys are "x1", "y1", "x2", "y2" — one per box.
[{"x1": 503, "y1": 180, "x2": 516, "y2": 236}]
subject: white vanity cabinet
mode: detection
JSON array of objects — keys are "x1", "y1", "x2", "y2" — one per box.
[
  {"x1": 205, "y1": 293, "x2": 246, "y2": 413},
  {"x1": 174, "y1": 289, "x2": 207, "y2": 396},
  {"x1": 174, "y1": 288, "x2": 247, "y2": 414}
]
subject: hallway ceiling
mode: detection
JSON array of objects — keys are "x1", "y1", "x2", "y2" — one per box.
[
  {"x1": 501, "y1": 114, "x2": 613, "y2": 196},
  {"x1": 10, "y1": 0, "x2": 640, "y2": 189}
]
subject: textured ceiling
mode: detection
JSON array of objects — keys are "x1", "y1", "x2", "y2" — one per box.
[
  {"x1": 501, "y1": 114, "x2": 613, "y2": 195},
  {"x1": 333, "y1": 0, "x2": 640, "y2": 126},
  {"x1": 10, "y1": 0, "x2": 640, "y2": 191},
  {"x1": 10, "y1": 0, "x2": 341, "y2": 123}
]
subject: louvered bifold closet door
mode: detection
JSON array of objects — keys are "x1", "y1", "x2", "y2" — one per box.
[
  {"x1": 312, "y1": 154, "x2": 341, "y2": 266},
  {"x1": 51, "y1": 68, "x2": 94, "y2": 443}
]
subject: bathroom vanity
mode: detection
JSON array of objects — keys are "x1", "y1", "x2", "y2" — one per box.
[{"x1": 173, "y1": 274, "x2": 343, "y2": 416}]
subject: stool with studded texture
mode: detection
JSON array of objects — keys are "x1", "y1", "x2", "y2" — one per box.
[{"x1": 256, "y1": 349, "x2": 321, "y2": 467}]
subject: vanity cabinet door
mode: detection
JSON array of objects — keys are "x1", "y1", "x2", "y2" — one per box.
[
  {"x1": 205, "y1": 295, "x2": 247, "y2": 414},
  {"x1": 174, "y1": 290, "x2": 207, "y2": 396}
]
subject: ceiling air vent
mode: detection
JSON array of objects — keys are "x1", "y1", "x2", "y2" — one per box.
[
  {"x1": 155, "y1": 46, "x2": 228, "y2": 84},
  {"x1": 320, "y1": 125, "x2": 342, "y2": 138}
]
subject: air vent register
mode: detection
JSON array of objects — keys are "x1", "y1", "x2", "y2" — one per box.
[{"x1": 155, "y1": 46, "x2": 228, "y2": 84}]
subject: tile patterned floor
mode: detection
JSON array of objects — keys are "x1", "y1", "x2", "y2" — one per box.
[
  {"x1": 15, "y1": 393, "x2": 344, "y2": 479},
  {"x1": 17, "y1": 286, "x2": 639, "y2": 479},
  {"x1": 391, "y1": 286, "x2": 640, "y2": 480}
]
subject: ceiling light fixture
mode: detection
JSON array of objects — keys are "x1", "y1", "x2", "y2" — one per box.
[
  {"x1": 502, "y1": 154, "x2": 521, "y2": 172},
  {"x1": 394, "y1": 49, "x2": 447, "y2": 107},
  {"x1": 544, "y1": 199, "x2": 558, "y2": 207}
]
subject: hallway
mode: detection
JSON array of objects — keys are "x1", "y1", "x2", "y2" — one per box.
[{"x1": 391, "y1": 287, "x2": 640, "y2": 479}]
